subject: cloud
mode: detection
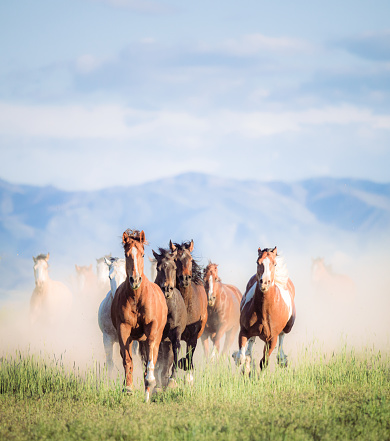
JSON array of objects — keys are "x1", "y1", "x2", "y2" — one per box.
[
  {"x1": 0, "y1": 101, "x2": 388, "y2": 142},
  {"x1": 335, "y1": 31, "x2": 390, "y2": 61}
]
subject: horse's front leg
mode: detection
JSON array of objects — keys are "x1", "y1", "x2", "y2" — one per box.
[
  {"x1": 276, "y1": 332, "x2": 288, "y2": 367},
  {"x1": 259, "y1": 337, "x2": 278, "y2": 370},
  {"x1": 168, "y1": 330, "x2": 181, "y2": 388},
  {"x1": 201, "y1": 332, "x2": 210, "y2": 358},
  {"x1": 144, "y1": 323, "x2": 162, "y2": 401},
  {"x1": 103, "y1": 332, "x2": 116, "y2": 373},
  {"x1": 118, "y1": 324, "x2": 133, "y2": 393},
  {"x1": 233, "y1": 329, "x2": 248, "y2": 366}
]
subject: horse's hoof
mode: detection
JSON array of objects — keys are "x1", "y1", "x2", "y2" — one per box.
[
  {"x1": 153, "y1": 386, "x2": 163, "y2": 395},
  {"x1": 123, "y1": 385, "x2": 133, "y2": 395},
  {"x1": 185, "y1": 373, "x2": 194, "y2": 386},
  {"x1": 167, "y1": 378, "x2": 177, "y2": 389}
]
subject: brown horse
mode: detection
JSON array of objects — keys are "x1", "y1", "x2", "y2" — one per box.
[
  {"x1": 170, "y1": 240, "x2": 208, "y2": 382},
  {"x1": 201, "y1": 262, "x2": 242, "y2": 358},
  {"x1": 233, "y1": 247, "x2": 296, "y2": 373},
  {"x1": 111, "y1": 229, "x2": 167, "y2": 401}
]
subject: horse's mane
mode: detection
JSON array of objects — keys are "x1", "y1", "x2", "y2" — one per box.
[
  {"x1": 275, "y1": 255, "x2": 289, "y2": 288},
  {"x1": 35, "y1": 254, "x2": 48, "y2": 261},
  {"x1": 174, "y1": 242, "x2": 204, "y2": 286},
  {"x1": 123, "y1": 229, "x2": 148, "y2": 245}
]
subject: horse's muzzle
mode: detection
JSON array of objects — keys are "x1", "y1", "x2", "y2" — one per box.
[
  {"x1": 129, "y1": 276, "x2": 142, "y2": 290},
  {"x1": 208, "y1": 298, "x2": 216, "y2": 307},
  {"x1": 164, "y1": 285, "x2": 174, "y2": 299},
  {"x1": 179, "y1": 275, "x2": 191, "y2": 288}
]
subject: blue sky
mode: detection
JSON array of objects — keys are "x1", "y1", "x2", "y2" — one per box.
[{"x1": 0, "y1": 0, "x2": 389, "y2": 190}]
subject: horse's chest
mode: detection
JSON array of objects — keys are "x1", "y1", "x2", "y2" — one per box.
[{"x1": 206, "y1": 310, "x2": 221, "y2": 331}]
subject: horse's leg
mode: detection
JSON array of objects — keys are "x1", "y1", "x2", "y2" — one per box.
[
  {"x1": 201, "y1": 332, "x2": 210, "y2": 358},
  {"x1": 168, "y1": 330, "x2": 181, "y2": 388},
  {"x1": 161, "y1": 342, "x2": 174, "y2": 388},
  {"x1": 259, "y1": 337, "x2": 278, "y2": 370},
  {"x1": 144, "y1": 323, "x2": 162, "y2": 402},
  {"x1": 276, "y1": 332, "x2": 288, "y2": 367},
  {"x1": 154, "y1": 344, "x2": 164, "y2": 389},
  {"x1": 118, "y1": 324, "x2": 133, "y2": 393},
  {"x1": 232, "y1": 329, "x2": 249, "y2": 367},
  {"x1": 212, "y1": 326, "x2": 229, "y2": 359},
  {"x1": 103, "y1": 332, "x2": 115, "y2": 373}
]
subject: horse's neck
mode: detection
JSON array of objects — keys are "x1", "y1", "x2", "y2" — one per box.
[
  {"x1": 179, "y1": 283, "x2": 193, "y2": 308},
  {"x1": 213, "y1": 282, "x2": 225, "y2": 308}
]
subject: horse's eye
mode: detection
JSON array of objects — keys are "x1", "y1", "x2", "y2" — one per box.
[{"x1": 142, "y1": 254, "x2": 145, "y2": 258}]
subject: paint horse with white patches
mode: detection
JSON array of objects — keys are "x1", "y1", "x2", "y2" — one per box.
[
  {"x1": 30, "y1": 253, "x2": 73, "y2": 326},
  {"x1": 170, "y1": 240, "x2": 208, "y2": 381},
  {"x1": 152, "y1": 246, "x2": 187, "y2": 389},
  {"x1": 111, "y1": 230, "x2": 167, "y2": 401},
  {"x1": 233, "y1": 247, "x2": 296, "y2": 373},
  {"x1": 201, "y1": 262, "x2": 242, "y2": 358},
  {"x1": 98, "y1": 257, "x2": 126, "y2": 372}
]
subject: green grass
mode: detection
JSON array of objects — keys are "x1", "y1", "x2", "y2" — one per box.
[{"x1": 0, "y1": 346, "x2": 389, "y2": 441}]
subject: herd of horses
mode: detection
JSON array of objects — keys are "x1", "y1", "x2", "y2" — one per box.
[{"x1": 31, "y1": 229, "x2": 297, "y2": 402}]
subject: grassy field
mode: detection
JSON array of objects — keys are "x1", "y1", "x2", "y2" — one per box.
[{"x1": 0, "y1": 345, "x2": 389, "y2": 441}]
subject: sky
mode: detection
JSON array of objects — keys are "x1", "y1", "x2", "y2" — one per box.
[{"x1": 0, "y1": 0, "x2": 389, "y2": 191}]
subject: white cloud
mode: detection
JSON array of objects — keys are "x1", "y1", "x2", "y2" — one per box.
[{"x1": 0, "y1": 101, "x2": 389, "y2": 143}]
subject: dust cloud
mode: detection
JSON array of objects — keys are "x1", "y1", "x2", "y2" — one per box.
[{"x1": 0, "y1": 243, "x2": 389, "y2": 380}]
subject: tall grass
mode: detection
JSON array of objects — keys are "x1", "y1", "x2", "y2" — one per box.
[{"x1": 0, "y1": 344, "x2": 389, "y2": 440}]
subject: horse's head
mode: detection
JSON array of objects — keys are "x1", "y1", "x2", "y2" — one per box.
[
  {"x1": 106, "y1": 257, "x2": 126, "y2": 296},
  {"x1": 33, "y1": 253, "x2": 50, "y2": 287},
  {"x1": 96, "y1": 254, "x2": 111, "y2": 286},
  {"x1": 170, "y1": 239, "x2": 194, "y2": 288},
  {"x1": 204, "y1": 262, "x2": 219, "y2": 307},
  {"x1": 256, "y1": 247, "x2": 277, "y2": 293},
  {"x1": 311, "y1": 257, "x2": 326, "y2": 282},
  {"x1": 75, "y1": 263, "x2": 94, "y2": 292},
  {"x1": 153, "y1": 247, "x2": 177, "y2": 299},
  {"x1": 122, "y1": 229, "x2": 146, "y2": 290}
]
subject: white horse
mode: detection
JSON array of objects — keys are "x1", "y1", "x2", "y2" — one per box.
[
  {"x1": 98, "y1": 257, "x2": 126, "y2": 371},
  {"x1": 30, "y1": 253, "x2": 73, "y2": 326},
  {"x1": 96, "y1": 254, "x2": 111, "y2": 293}
]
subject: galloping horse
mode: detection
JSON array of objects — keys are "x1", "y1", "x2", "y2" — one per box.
[
  {"x1": 74, "y1": 264, "x2": 99, "y2": 299},
  {"x1": 98, "y1": 257, "x2": 126, "y2": 372},
  {"x1": 170, "y1": 240, "x2": 208, "y2": 381},
  {"x1": 30, "y1": 253, "x2": 73, "y2": 326},
  {"x1": 311, "y1": 257, "x2": 355, "y2": 301},
  {"x1": 111, "y1": 230, "x2": 167, "y2": 401},
  {"x1": 233, "y1": 247, "x2": 296, "y2": 373},
  {"x1": 152, "y1": 247, "x2": 187, "y2": 388},
  {"x1": 201, "y1": 262, "x2": 242, "y2": 358}
]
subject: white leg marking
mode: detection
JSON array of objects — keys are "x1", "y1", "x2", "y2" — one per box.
[{"x1": 145, "y1": 361, "x2": 155, "y2": 383}]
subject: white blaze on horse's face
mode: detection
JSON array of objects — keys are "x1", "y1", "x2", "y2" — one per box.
[
  {"x1": 207, "y1": 275, "x2": 216, "y2": 306},
  {"x1": 127, "y1": 245, "x2": 143, "y2": 290},
  {"x1": 34, "y1": 260, "x2": 49, "y2": 286},
  {"x1": 258, "y1": 257, "x2": 275, "y2": 292}
]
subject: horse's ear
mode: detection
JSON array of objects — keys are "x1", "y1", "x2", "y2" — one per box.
[
  {"x1": 122, "y1": 231, "x2": 130, "y2": 245},
  {"x1": 104, "y1": 257, "x2": 111, "y2": 266},
  {"x1": 45, "y1": 253, "x2": 50, "y2": 261},
  {"x1": 271, "y1": 247, "x2": 277, "y2": 256},
  {"x1": 33, "y1": 256, "x2": 37, "y2": 263},
  {"x1": 189, "y1": 240, "x2": 194, "y2": 252},
  {"x1": 139, "y1": 230, "x2": 146, "y2": 244},
  {"x1": 152, "y1": 250, "x2": 159, "y2": 260},
  {"x1": 258, "y1": 247, "x2": 262, "y2": 256},
  {"x1": 171, "y1": 248, "x2": 177, "y2": 259},
  {"x1": 169, "y1": 240, "x2": 176, "y2": 252}
]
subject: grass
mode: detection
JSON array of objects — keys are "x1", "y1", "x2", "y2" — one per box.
[{"x1": 0, "y1": 345, "x2": 389, "y2": 441}]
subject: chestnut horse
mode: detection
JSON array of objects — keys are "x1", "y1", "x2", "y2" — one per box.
[
  {"x1": 30, "y1": 253, "x2": 73, "y2": 326},
  {"x1": 111, "y1": 230, "x2": 167, "y2": 401},
  {"x1": 152, "y1": 247, "x2": 187, "y2": 388},
  {"x1": 233, "y1": 247, "x2": 296, "y2": 373},
  {"x1": 201, "y1": 262, "x2": 242, "y2": 358},
  {"x1": 170, "y1": 240, "x2": 208, "y2": 382}
]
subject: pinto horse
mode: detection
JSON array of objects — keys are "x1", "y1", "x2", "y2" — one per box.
[
  {"x1": 170, "y1": 240, "x2": 208, "y2": 381},
  {"x1": 98, "y1": 257, "x2": 126, "y2": 372},
  {"x1": 201, "y1": 262, "x2": 242, "y2": 358},
  {"x1": 233, "y1": 247, "x2": 296, "y2": 373},
  {"x1": 111, "y1": 230, "x2": 167, "y2": 401},
  {"x1": 152, "y1": 247, "x2": 187, "y2": 388},
  {"x1": 30, "y1": 253, "x2": 73, "y2": 326}
]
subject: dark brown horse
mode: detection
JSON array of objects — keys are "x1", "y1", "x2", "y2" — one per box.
[
  {"x1": 170, "y1": 240, "x2": 208, "y2": 383},
  {"x1": 201, "y1": 262, "x2": 242, "y2": 358},
  {"x1": 233, "y1": 247, "x2": 296, "y2": 373},
  {"x1": 152, "y1": 247, "x2": 187, "y2": 389},
  {"x1": 111, "y1": 229, "x2": 167, "y2": 401}
]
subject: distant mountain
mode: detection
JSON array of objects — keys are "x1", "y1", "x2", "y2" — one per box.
[{"x1": 1, "y1": 173, "x2": 389, "y2": 297}]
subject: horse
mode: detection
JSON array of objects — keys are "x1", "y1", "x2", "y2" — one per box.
[
  {"x1": 233, "y1": 247, "x2": 296, "y2": 374},
  {"x1": 152, "y1": 247, "x2": 187, "y2": 389},
  {"x1": 98, "y1": 257, "x2": 126, "y2": 372},
  {"x1": 170, "y1": 240, "x2": 208, "y2": 383},
  {"x1": 311, "y1": 257, "x2": 355, "y2": 301},
  {"x1": 30, "y1": 253, "x2": 73, "y2": 326},
  {"x1": 96, "y1": 254, "x2": 112, "y2": 293},
  {"x1": 111, "y1": 229, "x2": 167, "y2": 401},
  {"x1": 201, "y1": 262, "x2": 242, "y2": 359},
  {"x1": 74, "y1": 264, "x2": 99, "y2": 298}
]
